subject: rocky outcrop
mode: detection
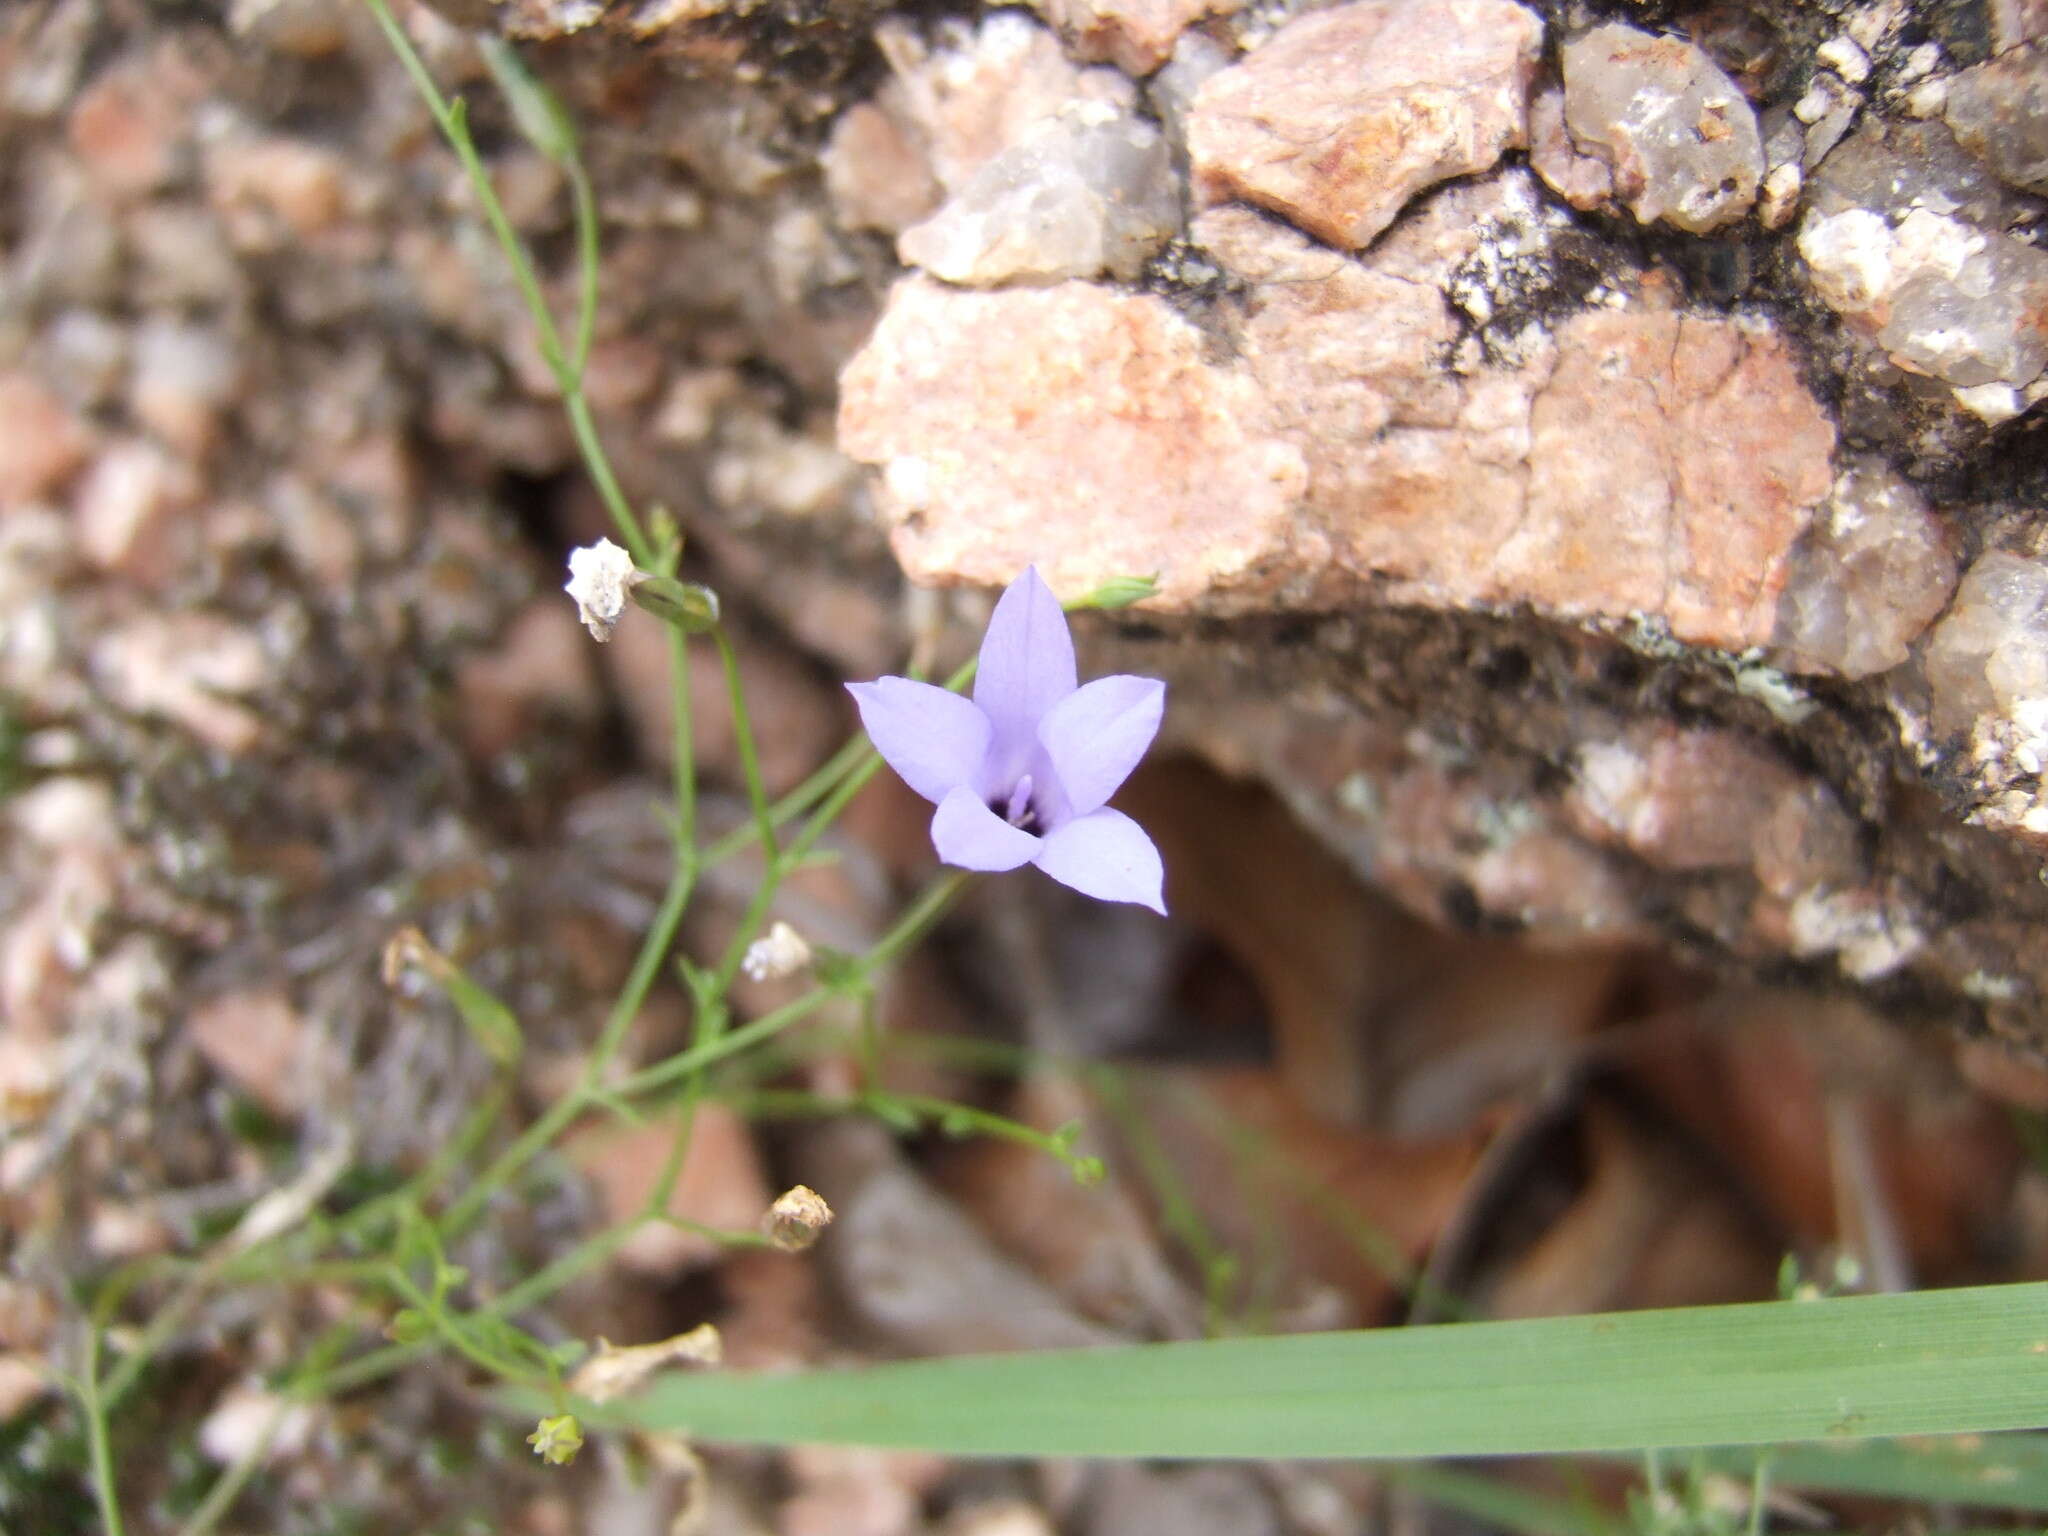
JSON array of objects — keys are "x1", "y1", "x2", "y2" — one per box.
[
  {"x1": 846, "y1": 183, "x2": 1837, "y2": 653},
  {"x1": 12, "y1": 0, "x2": 2048, "y2": 1071}
]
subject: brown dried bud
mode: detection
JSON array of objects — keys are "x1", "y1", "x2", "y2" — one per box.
[{"x1": 762, "y1": 1184, "x2": 834, "y2": 1252}]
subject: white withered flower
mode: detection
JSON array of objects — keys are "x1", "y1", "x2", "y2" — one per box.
[
  {"x1": 563, "y1": 537, "x2": 643, "y2": 642},
  {"x1": 741, "y1": 920, "x2": 813, "y2": 982}
]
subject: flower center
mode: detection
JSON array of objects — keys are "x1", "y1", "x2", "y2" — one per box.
[{"x1": 997, "y1": 774, "x2": 1042, "y2": 834}]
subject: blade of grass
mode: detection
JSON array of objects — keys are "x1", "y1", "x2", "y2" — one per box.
[
  {"x1": 595, "y1": 1283, "x2": 2048, "y2": 1459},
  {"x1": 1684, "y1": 1433, "x2": 2048, "y2": 1513}
]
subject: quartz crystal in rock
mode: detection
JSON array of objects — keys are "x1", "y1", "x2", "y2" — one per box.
[
  {"x1": 824, "y1": 13, "x2": 1136, "y2": 238},
  {"x1": 1797, "y1": 120, "x2": 2048, "y2": 419},
  {"x1": 1924, "y1": 551, "x2": 2048, "y2": 737},
  {"x1": 896, "y1": 105, "x2": 1180, "y2": 285},
  {"x1": 1772, "y1": 461, "x2": 1957, "y2": 679},
  {"x1": 1187, "y1": 0, "x2": 1541, "y2": 251},
  {"x1": 1559, "y1": 22, "x2": 1764, "y2": 233},
  {"x1": 1527, "y1": 83, "x2": 1611, "y2": 211},
  {"x1": 1946, "y1": 42, "x2": 2048, "y2": 196},
  {"x1": 1921, "y1": 550, "x2": 2048, "y2": 846},
  {"x1": 878, "y1": 13, "x2": 1133, "y2": 196}
]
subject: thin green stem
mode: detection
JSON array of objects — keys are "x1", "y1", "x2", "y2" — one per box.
[
  {"x1": 668, "y1": 628, "x2": 698, "y2": 858},
  {"x1": 360, "y1": 0, "x2": 650, "y2": 564},
  {"x1": 384, "y1": 1269, "x2": 543, "y2": 1386},
  {"x1": 701, "y1": 737, "x2": 870, "y2": 869},
  {"x1": 329, "y1": 1073, "x2": 517, "y2": 1250},
  {"x1": 562, "y1": 390, "x2": 647, "y2": 563},
  {"x1": 77, "y1": 1330, "x2": 126, "y2": 1536},
  {"x1": 98, "y1": 1252, "x2": 226, "y2": 1411},
  {"x1": 618, "y1": 986, "x2": 837, "y2": 1102},
  {"x1": 296, "y1": 878, "x2": 974, "y2": 1405},
  {"x1": 174, "y1": 1399, "x2": 283, "y2": 1536},
  {"x1": 439, "y1": 865, "x2": 694, "y2": 1238},
  {"x1": 698, "y1": 651, "x2": 977, "y2": 873},
  {"x1": 865, "y1": 870, "x2": 970, "y2": 969},
  {"x1": 713, "y1": 625, "x2": 777, "y2": 863},
  {"x1": 856, "y1": 990, "x2": 880, "y2": 1089},
  {"x1": 179, "y1": 1322, "x2": 361, "y2": 1536},
  {"x1": 364, "y1": 0, "x2": 562, "y2": 367},
  {"x1": 567, "y1": 158, "x2": 601, "y2": 375}
]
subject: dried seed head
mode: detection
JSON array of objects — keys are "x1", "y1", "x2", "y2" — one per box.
[
  {"x1": 563, "y1": 537, "x2": 644, "y2": 642},
  {"x1": 380, "y1": 926, "x2": 446, "y2": 989},
  {"x1": 569, "y1": 1325, "x2": 723, "y2": 1404},
  {"x1": 763, "y1": 1184, "x2": 833, "y2": 1251}
]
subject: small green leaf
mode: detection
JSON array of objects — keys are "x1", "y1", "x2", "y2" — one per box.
[
  {"x1": 441, "y1": 970, "x2": 523, "y2": 1067},
  {"x1": 387, "y1": 1308, "x2": 432, "y2": 1345},
  {"x1": 1070, "y1": 574, "x2": 1159, "y2": 611},
  {"x1": 384, "y1": 928, "x2": 523, "y2": 1067},
  {"x1": 478, "y1": 39, "x2": 578, "y2": 163}
]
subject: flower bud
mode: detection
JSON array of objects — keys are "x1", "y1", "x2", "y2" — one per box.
[
  {"x1": 1072, "y1": 573, "x2": 1159, "y2": 611},
  {"x1": 527, "y1": 1413, "x2": 584, "y2": 1466},
  {"x1": 629, "y1": 574, "x2": 721, "y2": 634}
]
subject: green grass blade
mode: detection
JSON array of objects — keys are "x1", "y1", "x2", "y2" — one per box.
[
  {"x1": 1693, "y1": 1433, "x2": 2048, "y2": 1512},
  {"x1": 600, "y1": 1284, "x2": 2048, "y2": 1458}
]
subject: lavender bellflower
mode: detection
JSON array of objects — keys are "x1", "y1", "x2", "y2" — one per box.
[{"x1": 848, "y1": 568, "x2": 1167, "y2": 914}]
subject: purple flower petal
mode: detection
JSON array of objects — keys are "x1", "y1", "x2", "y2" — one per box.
[
  {"x1": 974, "y1": 567, "x2": 1076, "y2": 753},
  {"x1": 932, "y1": 785, "x2": 1042, "y2": 871},
  {"x1": 846, "y1": 678, "x2": 992, "y2": 807},
  {"x1": 1031, "y1": 807, "x2": 1166, "y2": 914},
  {"x1": 1035, "y1": 674, "x2": 1165, "y2": 817}
]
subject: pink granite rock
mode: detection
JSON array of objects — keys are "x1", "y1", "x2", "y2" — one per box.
[
  {"x1": 1187, "y1": 0, "x2": 1542, "y2": 250},
  {"x1": 1026, "y1": 0, "x2": 1243, "y2": 76},
  {"x1": 1503, "y1": 309, "x2": 1834, "y2": 647},
  {"x1": 1570, "y1": 726, "x2": 1853, "y2": 886},
  {"x1": 839, "y1": 172, "x2": 1833, "y2": 650},
  {"x1": 823, "y1": 103, "x2": 942, "y2": 234},
  {"x1": 838, "y1": 274, "x2": 1307, "y2": 609}
]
